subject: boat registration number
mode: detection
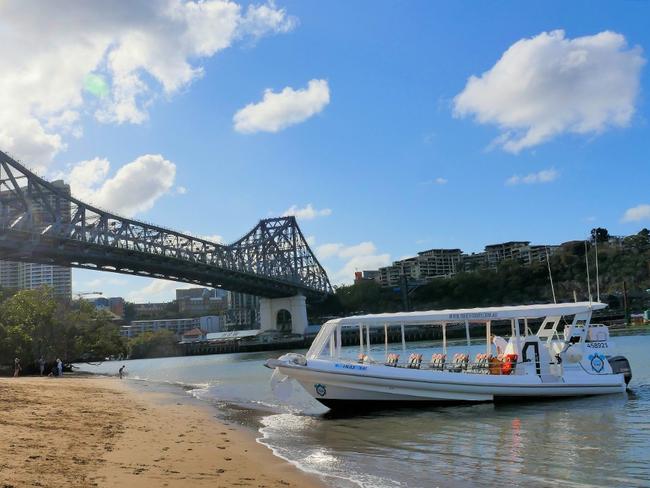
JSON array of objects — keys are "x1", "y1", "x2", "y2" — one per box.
[{"x1": 586, "y1": 342, "x2": 608, "y2": 349}]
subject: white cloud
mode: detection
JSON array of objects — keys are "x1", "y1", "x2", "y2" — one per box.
[
  {"x1": 622, "y1": 204, "x2": 650, "y2": 223},
  {"x1": 184, "y1": 231, "x2": 225, "y2": 244},
  {"x1": 67, "y1": 157, "x2": 111, "y2": 200},
  {"x1": 202, "y1": 234, "x2": 225, "y2": 244},
  {"x1": 332, "y1": 253, "x2": 391, "y2": 285},
  {"x1": 315, "y1": 241, "x2": 390, "y2": 285},
  {"x1": 338, "y1": 241, "x2": 377, "y2": 259},
  {"x1": 0, "y1": 1, "x2": 295, "y2": 167},
  {"x1": 176, "y1": 186, "x2": 188, "y2": 195},
  {"x1": 81, "y1": 277, "x2": 128, "y2": 289},
  {"x1": 282, "y1": 203, "x2": 332, "y2": 220},
  {"x1": 233, "y1": 79, "x2": 330, "y2": 133},
  {"x1": 506, "y1": 168, "x2": 558, "y2": 186},
  {"x1": 68, "y1": 154, "x2": 176, "y2": 217},
  {"x1": 421, "y1": 177, "x2": 448, "y2": 186},
  {"x1": 317, "y1": 243, "x2": 344, "y2": 259},
  {"x1": 239, "y1": 2, "x2": 298, "y2": 38},
  {"x1": 454, "y1": 30, "x2": 645, "y2": 152},
  {"x1": 317, "y1": 242, "x2": 380, "y2": 261},
  {"x1": 127, "y1": 278, "x2": 194, "y2": 302}
]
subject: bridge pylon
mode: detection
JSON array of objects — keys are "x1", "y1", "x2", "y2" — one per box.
[{"x1": 259, "y1": 294, "x2": 308, "y2": 335}]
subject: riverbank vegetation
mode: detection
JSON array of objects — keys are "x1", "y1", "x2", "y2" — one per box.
[
  {"x1": 0, "y1": 287, "x2": 126, "y2": 373},
  {"x1": 310, "y1": 228, "x2": 650, "y2": 319},
  {"x1": 127, "y1": 330, "x2": 179, "y2": 359}
]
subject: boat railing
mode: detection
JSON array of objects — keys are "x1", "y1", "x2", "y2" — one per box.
[{"x1": 352, "y1": 352, "x2": 519, "y2": 375}]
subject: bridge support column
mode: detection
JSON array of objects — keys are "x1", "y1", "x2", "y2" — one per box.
[{"x1": 259, "y1": 294, "x2": 308, "y2": 335}]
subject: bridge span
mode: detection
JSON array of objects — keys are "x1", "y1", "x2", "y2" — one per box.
[{"x1": 0, "y1": 150, "x2": 333, "y2": 332}]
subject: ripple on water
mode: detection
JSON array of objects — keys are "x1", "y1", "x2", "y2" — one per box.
[{"x1": 74, "y1": 336, "x2": 650, "y2": 488}]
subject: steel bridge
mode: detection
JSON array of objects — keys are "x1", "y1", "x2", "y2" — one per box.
[{"x1": 0, "y1": 150, "x2": 332, "y2": 300}]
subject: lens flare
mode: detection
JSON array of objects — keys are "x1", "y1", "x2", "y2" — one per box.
[{"x1": 84, "y1": 73, "x2": 108, "y2": 98}]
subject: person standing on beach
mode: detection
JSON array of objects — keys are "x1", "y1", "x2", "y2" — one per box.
[
  {"x1": 38, "y1": 356, "x2": 45, "y2": 376},
  {"x1": 13, "y1": 358, "x2": 21, "y2": 377},
  {"x1": 118, "y1": 365, "x2": 126, "y2": 379},
  {"x1": 56, "y1": 358, "x2": 63, "y2": 377}
]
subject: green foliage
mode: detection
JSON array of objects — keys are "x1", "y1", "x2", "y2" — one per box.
[
  {"x1": 0, "y1": 287, "x2": 127, "y2": 369},
  {"x1": 591, "y1": 227, "x2": 610, "y2": 243},
  {"x1": 123, "y1": 302, "x2": 137, "y2": 322},
  {"x1": 0, "y1": 288, "x2": 58, "y2": 362},
  {"x1": 128, "y1": 330, "x2": 178, "y2": 359},
  {"x1": 624, "y1": 228, "x2": 650, "y2": 253}
]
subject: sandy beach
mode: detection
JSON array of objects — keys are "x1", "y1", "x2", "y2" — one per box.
[{"x1": 0, "y1": 376, "x2": 326, "y2": 488}]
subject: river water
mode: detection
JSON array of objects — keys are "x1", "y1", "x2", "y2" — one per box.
[{"x1": 76, "y1": 333, "x2": 650, "y2": 487}]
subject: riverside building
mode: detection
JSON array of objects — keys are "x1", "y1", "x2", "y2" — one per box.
[
  {"x1": 378, "y1": 248, "x2": 463, "y2": 287},
  {"x1": 375, "y1": 242, "x2": 558, "y2": 288},
  {"x1": 120, "y1": 315, "x2": 221, "y2": 339},
  {"x1": 225, "y1": 291, "x2": 260, "y2": 330},
  {"x1": 176, "y1": 287, "x2": 227, "y2": 314}
]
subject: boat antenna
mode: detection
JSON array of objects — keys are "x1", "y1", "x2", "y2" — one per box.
[
  {"x1": 594, "y1": 235, "x2": 601, "y2": 303},
  {"x1": 584, "y1": 240, "x2": 593, "y2": 305},
  {"x1": 545, "y1": 246, "x2": 557, "y2": 304}
]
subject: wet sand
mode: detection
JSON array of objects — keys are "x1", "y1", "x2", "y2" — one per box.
[{"x1": 0, "y1": 376, "x2": 326, "y2": 488}]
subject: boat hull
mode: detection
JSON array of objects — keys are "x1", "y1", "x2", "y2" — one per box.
[{"x1": 271, "y1": 359, "x2": 626, "y2": 408}]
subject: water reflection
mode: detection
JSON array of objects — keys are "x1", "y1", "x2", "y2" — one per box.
[{"x1": 259, "y1": 391, "x2": 647, "y2": 487}]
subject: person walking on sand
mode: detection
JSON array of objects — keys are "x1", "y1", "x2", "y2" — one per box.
[
  {"x1": 13, "y1": 358, "x2": 21, "y2": 377},
  {"x1": 118, "y1": 365, "x2": 126, "y2": 379},
  {"x1": 38, "y1": 356, "x2": 46, "y2": 376},
  {"x1": 56, "y1": 358, "x2": 63, "y2": 377}
]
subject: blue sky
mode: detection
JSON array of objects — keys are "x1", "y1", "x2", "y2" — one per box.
[{"x1": 1, "y1": 1, "x2": 649, "y2": 301}]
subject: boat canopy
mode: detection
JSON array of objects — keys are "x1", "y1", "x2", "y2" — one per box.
[
  {"x1": 322, "y1": 302, "x2": 606, "y2": 328},
  {"x1": 308, "y1": 302, "x2": 606, "y2": 360}
]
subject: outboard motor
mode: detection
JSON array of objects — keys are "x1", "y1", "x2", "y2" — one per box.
[{"x1": 607, "y1": 356, "x2": 632, "y2": 386}]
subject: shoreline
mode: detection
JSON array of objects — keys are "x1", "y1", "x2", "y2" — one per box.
[{"x1": 0, "y1": 375, "x2": 327, "y2": 488}]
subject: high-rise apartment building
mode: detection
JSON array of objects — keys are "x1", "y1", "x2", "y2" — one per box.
[
  {"x1": 485, "y1": 241, "x2": 531, "y2": 270},
  {"x1": 416, "y1": 248, "x2": 463, "y2": 278},
  {"x1": 378, "y1": 249, "x2": 463, "y2": 287},
  {"x1": 0, "y1": 180, "x2": 72, "y2": 299}
]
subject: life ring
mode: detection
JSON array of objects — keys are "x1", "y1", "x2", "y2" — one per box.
[{"x1": 501, "y1": 354, "x2": 518, "y2": 375}]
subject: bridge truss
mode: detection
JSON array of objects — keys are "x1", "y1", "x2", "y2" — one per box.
[{"x1": 0, "y1": 150, "x2": 332, "y2": 299}]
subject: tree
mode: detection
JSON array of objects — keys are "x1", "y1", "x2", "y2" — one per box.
[
  {"x1": 0, "y1": 287, "x2": 127, "y2": 369},
  {"x1": 123, "y1": 302, "x2": 137, "y2": 322},
  {"x1": 70, "y1": 306, "x2": 126, "y2": 361},
  {"x1": 591, "y1": 227, "x2": 610, "y2": 243},
  {"x1": 0, "y1": 288, "x2": 58, "y2": 364},
  {"x1": 624, "y1": 229, "x2": 650, "y2": 252},
  {"x1": 128, "y1": 330, "x2": 178, "y2": 359}
]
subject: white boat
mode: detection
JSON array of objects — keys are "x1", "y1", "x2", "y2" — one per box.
[{"x1": 265, "y1": 302, "x2": 632, "y2": 409}]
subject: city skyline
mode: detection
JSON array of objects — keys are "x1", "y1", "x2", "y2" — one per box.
[{"x1": 1, "y1": 1, "x2": 648, "y2": 301}]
